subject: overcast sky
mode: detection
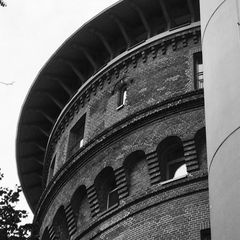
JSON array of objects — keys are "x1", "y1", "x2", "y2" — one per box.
[{"x1": 0, "y1": 0, "x2": 118, "y2": 223}]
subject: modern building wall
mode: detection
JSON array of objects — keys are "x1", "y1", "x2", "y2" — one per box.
[{"x1": 200, "y1": 0, "x2": 240, "y2": 239}]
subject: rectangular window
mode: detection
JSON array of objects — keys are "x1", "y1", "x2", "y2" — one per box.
[
  {"x1": 194, "y1": 52, "x2": 203, "y2": 89},
  {"x1": 68, "y1": 114, "x2": 86, "y2": 156},
  {"x1": 118, "y1": 85, "x2": 127, "y2": 108}
]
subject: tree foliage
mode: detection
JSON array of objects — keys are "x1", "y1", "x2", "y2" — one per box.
[
  {"x1": 0, "y1": 0, "x2": 7, "y2": 7},
  {"x1": 0, "y1": 170, "x2": 31, "y2": 239}
]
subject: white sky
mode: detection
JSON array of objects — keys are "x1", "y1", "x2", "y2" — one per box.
[{"x1": 0, "y1": 0, "x2": 118, "y2": 224}]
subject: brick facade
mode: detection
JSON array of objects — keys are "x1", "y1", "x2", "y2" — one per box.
[{"x1": 39, "y1": 104, "x2": 209, "y2": 239}]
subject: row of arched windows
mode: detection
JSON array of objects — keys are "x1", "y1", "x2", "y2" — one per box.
[{"x1": 42, "y1": 128, "x2": 206, "y2": 240}]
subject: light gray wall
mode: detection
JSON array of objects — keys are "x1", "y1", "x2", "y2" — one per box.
[{"x1": 200, "y1": 0, "x2": 240, "y2": 239}]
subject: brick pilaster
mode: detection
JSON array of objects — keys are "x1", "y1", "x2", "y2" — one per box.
[
  {"x1": 183, "y1": 139, "x2": 199, "y2": 172},
  {"x1": 64, "y1": 203, "x2": 77, "y2": 238},
  {"x1": 146, "y1": 151, "x2": 161, "y2": 185},
  {"x1": 48, "y1": 225, "x2": 57, "y2": 240},
  {"x1": 86, "y1": 185, "x2": 100, "y2": 217},
  {"x1": 114, "y1": 166, "x2": 129, "y2": 200}
]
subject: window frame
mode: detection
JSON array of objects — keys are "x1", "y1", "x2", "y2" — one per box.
[
  {"x1": 107, "y1": 187, "x2": 119, "y2": 209},
  {"x1": 117, "y1": 85, "x2": 127, "y2": 109}
]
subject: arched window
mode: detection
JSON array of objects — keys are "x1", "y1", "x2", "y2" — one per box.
[
  {"x1": 94, "y1": 167, "x2": 118, "y2": 212},
  {"x1": 71, "y1": 185, "x2": 90, "y2": 226},
  {"x1": 41, "y1": 228, "x2": 51, "y2": 240},
  {"x1": 195, "y1": 127, "x2": 207, "y2": 168},
  {"x1": 157, "y1": 136, "x2": 186, "y2": 181},
  {"x1": 123, "y1": 150, "x2": 149, "y2": 195},
  {"x1": 52, "y1": 206, "x2": 70, "y2": 240}
]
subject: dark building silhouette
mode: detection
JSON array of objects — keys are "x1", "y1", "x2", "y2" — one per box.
[{"x1": 16, "y1": 0, "x2": 210, "y2": 239}]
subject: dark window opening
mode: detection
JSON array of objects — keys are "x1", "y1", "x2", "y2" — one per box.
[
  {"x1": 68, "y1": 114, "x2": 86, "y2": 156},
  {"x1": 201, "y1": 228, "x2": 211, "y2": 240},
  {"x1": 195, "y1": 127, "x2": 207, "y2": 169},
  {"x1": 157, "y1": 137, "x2": 186, "y2": 182},
  {"x1": 194, "y1": 52, "x2": 203, "y2": 89},
  {"x1": 94, "y1": 167, "x2": 119, "y2": 212}
]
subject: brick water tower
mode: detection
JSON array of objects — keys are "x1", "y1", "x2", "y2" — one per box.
[{"x1": 16, "y1": 0, "x2": 210, "y2": 239}]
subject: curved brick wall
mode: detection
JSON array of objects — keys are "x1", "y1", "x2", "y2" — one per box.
[{"x1": 39, "y1": 109, "x2": 209, "y2": 239}]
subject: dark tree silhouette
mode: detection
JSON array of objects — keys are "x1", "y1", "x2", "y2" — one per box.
[
  {"x1": 0, "y1": 0, "x2": 7, "y2": 7},
  {"x1": 0, "y1": 170, "x2": 31, "y2": 239}
]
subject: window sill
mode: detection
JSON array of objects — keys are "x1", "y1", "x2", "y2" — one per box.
[
  {"x1": 116, "y1": 104, "x2": 125, "y2": 111},
  {"x1": 160, "y1": 174, "x2": 188, "y2": 185}
]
